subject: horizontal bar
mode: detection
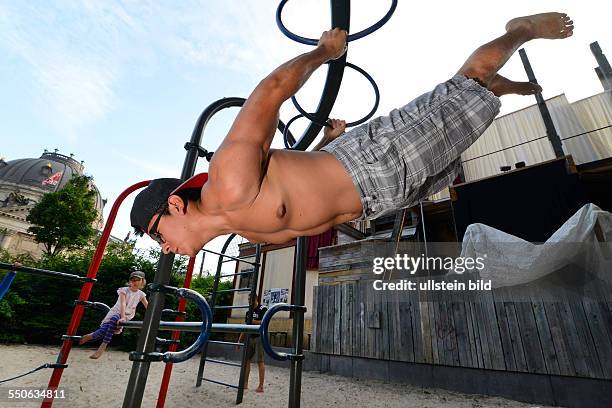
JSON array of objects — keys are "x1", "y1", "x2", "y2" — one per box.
[
  {"x1": 0, "y1": 262, "x2": 94, "y2": 283},
  {"x1": 215, "y1": 288, "x2": 251, "y2": 294},
  {"x1": 214, "y1": 305, "x2": 249, "y2": 309},
  {"x1": 205, "y1": 358, "x2": 241, "y2": 367},
  {"x1": 201, "y1": 248, "x2": 260, "y2": 266},
  {"x1": 120, "y1": 321, "x2": 260, "y2": 335},
  {"x1": 207, "y1": 340, "x2": 244, "y2": 347},
  {"x1": 200, "y1": 377, "x2": 239, "y2": 389},
  {"x1": 219, "y1": 270, "x2": 254, "y2": 278},
  {"x1": 221, "y1": 255, "x2": 257, "y2": 264}
]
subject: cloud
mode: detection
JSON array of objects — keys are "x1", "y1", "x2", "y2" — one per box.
[{"x1": 0, "y1": 2, "x2": 124, "y2": 140}]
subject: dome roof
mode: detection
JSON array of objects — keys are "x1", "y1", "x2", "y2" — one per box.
[
  {"x1": 0, "y1": 151, "x2": 105, "y2": 216},
  {"x1": 0, "y1": 151, "x2": 84, "y2": 192}
]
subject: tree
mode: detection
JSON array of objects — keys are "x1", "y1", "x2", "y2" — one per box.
[{"x1": 26, "y1": 175, "x2": 98, "y2": 256}]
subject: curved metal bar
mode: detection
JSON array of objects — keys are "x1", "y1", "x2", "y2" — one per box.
[
  {"x1": 259, "y1": 303, "x2": 307, "y2": 361},
  {"x1": 160, "y1": 288, "x2": 213, "y2": 364},
  {"x1": 279, "y1": 0, "x2": 351, "y2": 151},
  {"x1": 290, "y1": 61, "x2": 380, "y2": 131},
  {"x1": 188, "y1": 98, "x2": 296, "y2": 160},
  {"x1": 0, "y1": 271, "x2": 16, "y2": 301},
  {"x1": 276, "y1": 0, "x2": 397, "y2": 45},
  {"x1": 283, "y1": 114, "x2": 305, "y2": 149}
]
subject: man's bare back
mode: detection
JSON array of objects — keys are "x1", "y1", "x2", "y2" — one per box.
[{"x1": 130, "y1": 12, "x2": 573, "y2": 257}]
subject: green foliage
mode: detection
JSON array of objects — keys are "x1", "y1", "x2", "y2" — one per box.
[
  {"x1": 0, "y1": 244, "x2": 234, "y2": 351},
  {"x1": 26, "y1": 175, "x2": 98, "y2": 256}
]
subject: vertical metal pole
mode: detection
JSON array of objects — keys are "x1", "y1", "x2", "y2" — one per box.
[
  {"x1": 518, "y1": 48, "x2": 565, "y2": 158},
  {"x1": 236, "y1": 244, "x2": 262, "y2": 404},
  {"x1": 122, "y1": 92, "x2": 209, "y2": 408},
  {"x1": 122, "y1": 255, "x2": 174, "y2": 408},
  {"x1": 289, "y1": 237, "x2": 307, "y2": 408},
  {"x1": 198, "y1": 252, "x2": 206, "y2": 278}
]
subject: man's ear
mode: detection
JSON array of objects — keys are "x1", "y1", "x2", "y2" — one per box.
[{"x1": 167, "y1": 195, "x2": 186, "y2": 215}]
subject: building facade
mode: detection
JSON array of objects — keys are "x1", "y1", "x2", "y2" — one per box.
[{"x1": 0, "y1": 150, "x2": 105, "y2": 258}]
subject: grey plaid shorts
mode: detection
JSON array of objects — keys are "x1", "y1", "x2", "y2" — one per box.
[{"x1": 321, "y1": 75, "x2": 501, "y2": 220}]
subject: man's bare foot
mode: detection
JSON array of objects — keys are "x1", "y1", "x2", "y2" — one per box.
[
  {"x1": 255, "y1": 385, "x2": 264, "y2": 393},
  {"x1": 243, "y1": 383, "x2": 248, "y2": 390},
  {"x1": 488, "y1": 74, "x2": 542, "y2": 97},
  {"x1": 506, "y1": 12, "x2": 574, "y2": 40},
  {"x1": 79, "y1": 334, "x2": 93, "y2": 345}
]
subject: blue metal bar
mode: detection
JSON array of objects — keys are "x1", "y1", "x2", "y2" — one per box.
[
  {"x1": 0, "y1": 271, "x2": 16, "y2": 301},
  {"x1": 259, "y1": 303, "x2": 307, "y2": 361},
  {"x1": 159, "y1": 288, "x2": 212, "y2": 363}
]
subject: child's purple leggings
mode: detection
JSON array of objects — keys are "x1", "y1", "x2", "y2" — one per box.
[{"x1": 91, "y1": 314, "x2": 120, "y2": 344}]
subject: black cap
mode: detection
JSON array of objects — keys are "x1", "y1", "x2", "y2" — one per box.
[{"x1": 130, "y1": 178, "x2": 183, "y2": 235}]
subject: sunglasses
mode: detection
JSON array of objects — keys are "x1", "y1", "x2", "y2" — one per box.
[{"x1": 148, "y1": 203, "x2": 168, "y2": 245}]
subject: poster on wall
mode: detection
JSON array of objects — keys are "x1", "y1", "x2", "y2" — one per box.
[{"x1": 263, "y1": 288, "x2": 288, "y2": 307}]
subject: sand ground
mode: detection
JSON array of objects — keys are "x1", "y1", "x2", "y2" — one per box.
[{"x1": 0, "y1": 344, "x2": 555, "y2": 407}]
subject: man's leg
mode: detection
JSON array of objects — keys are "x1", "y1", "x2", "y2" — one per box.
[
  {"x1": 244, "y1": 360, "x2": 251, "y2": 389},
  {"x1": 457, "y1": 12, "x2": 573, "y2": 89},
  {"x1": 256, "y1": 361, "x2": 265, "y2": 393}
]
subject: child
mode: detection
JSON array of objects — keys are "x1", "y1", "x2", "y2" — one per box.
[{"x1": 80, "y1": 271, "x2": 148, "y2": 359}]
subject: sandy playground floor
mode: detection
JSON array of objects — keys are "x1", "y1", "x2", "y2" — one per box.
[{"x1": 0, "y1": 344, "x2": 556, "y2": 407}]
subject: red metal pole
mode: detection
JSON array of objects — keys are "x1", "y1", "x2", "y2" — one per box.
[
  {"x1": 42, "y1": 180, "x2": 150, "y2": 408},
  {"x1": 155, "y1": 256, "x2": 196, "y2": 408}
]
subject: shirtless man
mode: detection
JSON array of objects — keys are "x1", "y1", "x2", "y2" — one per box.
[{"x1": 130, "y1": 13, "x2": 573, "y2": 256}]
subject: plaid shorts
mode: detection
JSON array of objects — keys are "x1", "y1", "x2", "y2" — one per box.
[{"x1": 321, "y1": 75, "x2": 501, "y2": 220}]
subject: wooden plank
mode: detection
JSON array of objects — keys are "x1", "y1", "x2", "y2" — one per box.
[
  {"x1": 542, "y1": 299, "x2": 575, "y2": 376},
  {"x1": 360, "y1": 280, "x2": 367, "y2": 358},
  {"x1": 334, "y1": 284, "x2": 341, "y2": 355},
  {"x1": 319, "y1": 285, "x2": 328, "y2": 354},
  {"x1": 483, "y1": 289, "x2": 506, "y2": 370},
  {"x1": 453, "y1": 285, "x2": 472, "y2": 368},
  {"x1": 429, "y1": 296, "x2": 440, "y2": 365},
  {"x1": 556, "y1": 292, "x2": 590, "y2": 376},
  {"x1": 380, "y1": 283, "x2": 389, "y2": 360},
  {"x1": 445, "y1": 287, "x2": 460, "y2": 366},
  {"x1": 353, "y1": 281, "x2": 361, "y2": 358},
  {"x1": 326, "y1": 285, "x2": 335, "y2": 355},
  {"x1": 472, "y1": 295, "x2": 493, "y2": 369},
  {"x1": 463, "y1": 292, "x2": 479, "y2": 368},
  {"x1": 492, "y1": 287, "x2": 515, "y2": 371},
  {"x1": 567, "y1": 294, "x2": 604, "y2": 378},
  {"x1": 312, "y1": 285, "x2": 318, "y2": 353},
  {"x1": 410, "y1": 289, "x2": 424, "y2": 363},
  {"x1": 401, "y1": 288, "x2": 415, "y2": 362},
  {"x1": 387, "y1": 285, "x2": 400, "y2": 361},
  {"x1": 529, "y1": 286, "x2": 561, "y2": 375},
  {"x1": 514, "y1": 292, "x2": 547, "y2": 374},
  {"x1": 504, "y1": 293, "x2": 528, "y2": 372},
  {"x1": 582, "y1": 283, "x2": 612, "y2": 379}
]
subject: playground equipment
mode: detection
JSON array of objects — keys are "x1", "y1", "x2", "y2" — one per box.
[{"x1": 31, "y1": 1, "x2": 397, "y2": 407}]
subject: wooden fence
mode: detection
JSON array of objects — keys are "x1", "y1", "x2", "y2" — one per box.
[{"x1": 311, "y1": 277, "x2": 612, "y2": 380}]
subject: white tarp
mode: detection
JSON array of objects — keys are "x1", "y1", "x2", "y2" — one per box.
[{"x1": 459, "y1": 203, "x2": 612, "y2": 288}]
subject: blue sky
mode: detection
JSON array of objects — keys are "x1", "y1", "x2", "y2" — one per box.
[{"x1": 1, "y1": 1, "x2": 609, "y2": 272}]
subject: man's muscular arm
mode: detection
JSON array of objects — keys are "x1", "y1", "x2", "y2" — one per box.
[{"x1": 208, "y1": 29, "x2": 347, "y2": 209}]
